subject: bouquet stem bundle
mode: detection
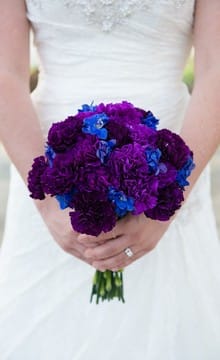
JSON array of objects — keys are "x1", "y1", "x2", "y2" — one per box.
[{"x1": 90, "y1": 270, "x2": 125, "y2": 304}]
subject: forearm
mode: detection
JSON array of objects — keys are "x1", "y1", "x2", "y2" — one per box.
[
  {"x1": 180, "y1": 68, "x2": 220, "y2": 198},
  {"x1": 0, "y1": 72, "x2": 44, "y2": 183}
]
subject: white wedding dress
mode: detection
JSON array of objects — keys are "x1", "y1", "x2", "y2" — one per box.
[{"x1": 0, "y1": 1, "x2": 220, "y2": 359}]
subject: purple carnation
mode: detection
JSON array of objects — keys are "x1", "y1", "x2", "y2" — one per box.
[
  {"x1": 27, "y1": 156, "x2": 47, "y2": 200},
  {"x1": 129, "y1": 124, "x2": 155, "y2": 146},
  {"x1": 107, "y1": 143, "x2": 158, "y2": 214},
  {"x1": 75, "y1": 165, "x2": 111, "y2": 192},
  {"x1": 156, "y1": 129, "x2": 192, "y2": 169},
  {"x1": 41, "y1": 155, "x2": 75, "y2": 196},
  {"x1": 157, "y1": 162, "x2": 177, "y2": 188},
  {"x1": 144, "y1": 183, "x2": 184, "y2": 221},
  {"x1": 70, "y1": 191, "x2": 117, "y2": 236},
  {"x1": 105, "y1": 120, "x2": 132, "y2": 147},
  {"x1": 47, "y1": 115, "x2": 83, "y2": 153},
  {"x1": 96, "y1": 101, "x2": 143, "y2": 127},
  {"x1": 71, "y1": 134, "x2": 99, "y2": 166},
  {"x1": 133, "y1": 107, "x2": 148, "y2": 119}
]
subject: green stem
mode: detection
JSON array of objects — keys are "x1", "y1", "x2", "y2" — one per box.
[{"x1": 90, "y1": 269, "x2": 125, "y2": 304}]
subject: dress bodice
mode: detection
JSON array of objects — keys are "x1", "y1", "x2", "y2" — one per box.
[
  {"x1": 25, "y1": 1, "x2": 195, "y2": 32},
  {"x1": 25, "y1": 0, "x2": 195, "y2": 132}
]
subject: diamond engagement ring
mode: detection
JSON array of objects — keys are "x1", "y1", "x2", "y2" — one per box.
[{"x1": 124, "y1": 247, "x2": 134, "y2": 258}]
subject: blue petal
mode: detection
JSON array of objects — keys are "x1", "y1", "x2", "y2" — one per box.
[
  {"x1": 146, "y1": 148, "x2": 162, "y2": 174},
  {"x1": 158, "y1": 163, "x2": 167, "y2": 174},
  {"x1": 56, "y1": 189, "x2": 76, "y2": 210},
  {"x1": 108, "y1": 139, "x2": 117, "y2": 148},
  {"x1": 96, "y1": 139, "x2": 116, "y2": 164},
  {"x1": 82, "y1": 113, "x2": 109, "y2": 138},
  {"x1": 108, "y1": 187, "x2": 135, "y2": 217},
  {"x1": 82, "y1": 126, "x2": 92, "y2": 134},
  {"x1": 45, "y1": 145, "x2": 56, "y2": 167},
  {"x1": 97, "y1": 127, "x2": 108, "y2": 140},
  {"x1": 142, "y1": 111, "x2": 159, "y2": 130},
  {"x1": 78, "y1": 103, "x2": 97, "y2": 112},
  {"x1": 176, "y1": 157, "x2": 195, "y2": 188}
]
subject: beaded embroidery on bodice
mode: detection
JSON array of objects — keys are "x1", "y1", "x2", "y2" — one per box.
[{"x1": 26, "y1": 0, "x2": 193, "y2": 31}]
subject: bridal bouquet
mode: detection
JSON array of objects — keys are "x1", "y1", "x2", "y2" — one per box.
[{"x1": 28, "y1": 101, "x2": 195, "y2": 304}]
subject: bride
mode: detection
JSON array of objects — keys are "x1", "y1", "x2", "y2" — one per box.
[{"x1": 0, "y1": 0, "x2": 220, "y2": 359}]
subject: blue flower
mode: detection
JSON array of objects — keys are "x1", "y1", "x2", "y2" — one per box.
[
  {"x1": 96, "y1": 139, "x2": 116, "y2": 164},
  {"x1": 108, "y1": 186, "x2": 134, "y2": 217},
  {"x1": 82, "y1": 113, "x2": 109, "y2": 140},
  {"x1": 78, "y1": 102, "x2": 97, "y2": 113},
  {"x1": 176, "y1": 156, "x2": 195, "y2": 188},
  {"x1": 146, "y1": 148, "x2": 167, "y2": 175},
  {"x1": 142, "y1": 111, "x2": 159, "y2": 130},
  {"x1": 45, "y1": 145, "x2": 56, "y2": 167},
  {"x1": 56, "y1": 188, "x2": 76, "y2": 210}
]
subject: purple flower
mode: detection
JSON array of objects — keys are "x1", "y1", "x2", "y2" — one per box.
[
  {"x1": 157, "y1": 162, "x2": 177, "y2": 188},
  {"x1": 71, "y1": 135, "x2": 99, "y2": 166},
  {"x1": 107, "y1": 143, "x2": 158, "y2": 214},
  {"x1": 41, "y1": 155, "x2": 75, "y2": 196},
  {"x1": 105, "y1": 120, "x2": 132, "y2": 147},
  {"x1": 129, "y1": 124, "x2": 155, "y2": 146},
  {"x1": 47, "y1": 115, "x2": 83, "y2": 153},
  {"x1": 45, "y1": 135, "x2": 108, "y2": 194},
  {"x1": 96, "y1": 101, "x2": 143, "y2": 127},
  {"x1": 27, "y1": 156, "x2": 47, "y2": 200},
  {"x1": 75, "y1": 165, "x2": 111, "y2": 193},
  {"x1": 156, "y1": 129, "x2": 192, "y2": 169},
  {"x1": 70, "y1": 191, "x2": 117, "y2": 236},
  {"x1": 145, "y1": 183, "x2": 184, "y2": 221}
]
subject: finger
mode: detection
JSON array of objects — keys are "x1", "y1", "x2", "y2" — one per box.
[
  {"x1": 77, "y1": 227, "x2": 123, "y2": 245},
  {"x1": 92, "y1": 247, "x2": 146, "y2": 271},
  {"x1": 76, "y1": 234, "x2": 106, "y2": 247},
  {"x1": 94, "y1": 214, "x2": 134, "y2": 243},
  {"x1": 84, "y1": 234, "x2": 142, "y2": 262},
  {"x1": 92, "y1": 240, "x2": 157, "y2": 272},
  {"x1": 76, "y1": 233, "x2": 108, "y2": 245},
  {"x1": 60, "y1": 238, "x2": 85, "y2": 254},
  {"x1": 84, "y1": 235, "x2": 127, "y2": 260}
]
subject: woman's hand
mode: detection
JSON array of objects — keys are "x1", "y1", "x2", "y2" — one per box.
[
  {"x1": 35, "y1": 196, "x2": 101, "y2": 265},
  {"x1": 77, "y1": 213, "x2": 173, "y2": 271}
]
